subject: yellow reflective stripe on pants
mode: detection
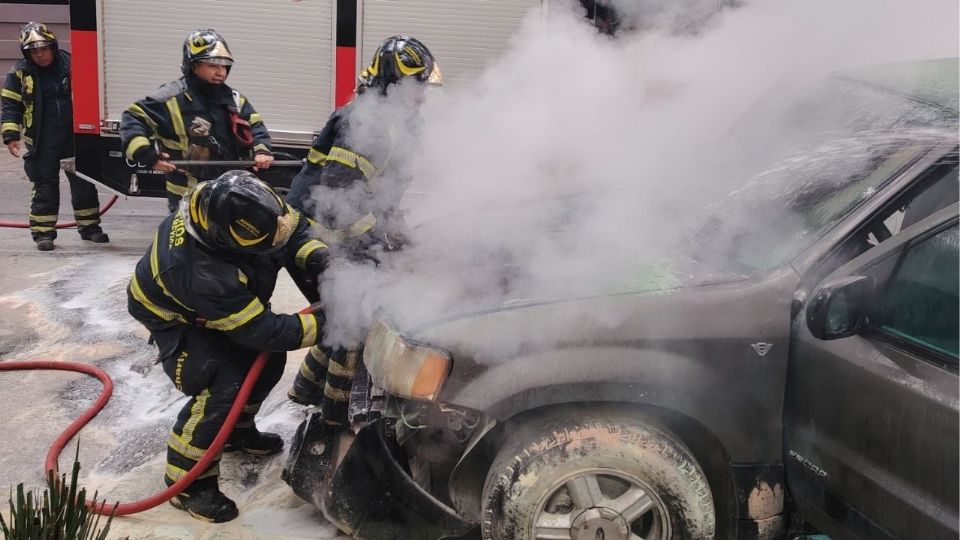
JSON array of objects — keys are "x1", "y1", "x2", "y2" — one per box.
[
  {"x1": 299, "y1": 361, "x2": 322, "y2": 384},
  {"x1": 165, "y1": 461, "x2": 219, "y2": 483},
  {"x1": 324, "y1": 385, "x2": 350, "y2": 403},
  {"x1": 31, "y1": 225, "x2": 55, "y2": 232},
  {"x1": 74, "y1": 207, "x2": 100, "y2": 217},
  {"x1": 1, "y1": 122, "x2": 20, "y2": 132},
  {"x1": 180, "y1": 389, "x2": 210, "y2": 446},
  {"x1": 328, "y1": 350, "x2": 359, "y2": 378},
  {"x1": 249, "y1": 112, "x2": 262, "y2": 125},
  {"x1": 167, "y1": 431, "x2": 210, "y2": 461},
  {"x1": 29, "y1": 213, "x2": 57, "y2": 223},
  {"x1": 309, "y1": 345, "x2": 331, "y2": 366},
  {"x1": 76, "y1": 219, "x2": 99, "y2": 226},
  {"x1": 204, "y1": 298, "x2": 265, "y2": 331}
]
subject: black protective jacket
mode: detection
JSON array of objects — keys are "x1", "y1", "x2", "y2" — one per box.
[
  {"x1": 1, "y1": 50, "x2": 72, "y2": 154},
  {"x1": 287, "y1": 93, "x2": 418, "y2": 250},
  {"x1": 119, "y1": 76, "x2": 271, "y2": 192},
  {"x1": 128, "y1": 207, "x2": 328, "y2": 357}
]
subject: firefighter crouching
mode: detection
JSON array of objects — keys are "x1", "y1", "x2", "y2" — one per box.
[
  {"x1": 127, "y1": 170, "x2": 327, "y2": 522},
  {"x1": 120, "y1": 28, "x2": 274, "y2": 213},
  {"x1": 2, "y1": 22, "x2": 109, "y2": 251},
  {"x1": 285, "y1": 35, "x2": 440, "y2": 431}
]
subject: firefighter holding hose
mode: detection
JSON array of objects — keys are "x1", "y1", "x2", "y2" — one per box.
[
  {"x1": 127, "y1": 170, "x2": 326, "y2": 522},
  {"x1": 285, "y1": 34, "x2": 441, "y2": 428}
]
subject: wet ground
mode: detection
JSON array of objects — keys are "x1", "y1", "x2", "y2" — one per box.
[{"x1": 0, "y1": 151, "x2": 350, "y2": 539}]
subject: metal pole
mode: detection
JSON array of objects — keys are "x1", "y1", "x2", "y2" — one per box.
[{"x1": 168, "y1": 160, "x2": 305, "y2": 167}]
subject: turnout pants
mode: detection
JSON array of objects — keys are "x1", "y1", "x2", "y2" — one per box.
[
  {"x1": 155, "y1": 326, "x2": 285, "y2": 493},
  {"x1": 24, "y1": 126, "x2": 102, "y2": 241},
  {"x1": 297, "y1": 345, "x2": 361, "y2": 426}
]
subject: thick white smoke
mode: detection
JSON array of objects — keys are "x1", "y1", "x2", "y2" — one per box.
[{"x1": 313, "y1": 0, "x2": 958, "y2": 347}]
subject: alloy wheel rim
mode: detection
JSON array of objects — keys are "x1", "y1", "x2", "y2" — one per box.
[{"x1": 530, "y1": 468, "x2": 670, "y2": 540}]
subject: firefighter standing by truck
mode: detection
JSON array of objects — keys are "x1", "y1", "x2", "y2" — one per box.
[
  {"x1": 2, "y1": 22, "x2": 109, "y2": 251},
  {"x1": 128, "y1": 170, "x2": 328, "y2": 523},
  {"x1": 120, "y1": 28, "x2": 274, "y2": 213},
  {"x1": 285, "y1": 35, "x2": 440, "y2": 431}
]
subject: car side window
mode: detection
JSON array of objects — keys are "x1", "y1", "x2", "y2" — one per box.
[
  {"x1": 866, "y1": 157, "x2": 958, "y2": 246},
  {"x1": 874, "y1": 223, "x2": 959, "y2": 362}
]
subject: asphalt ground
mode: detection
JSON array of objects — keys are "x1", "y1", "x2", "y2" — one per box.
[{"x1": 0, "y1": 151, "x2": 350, "y2": 539}]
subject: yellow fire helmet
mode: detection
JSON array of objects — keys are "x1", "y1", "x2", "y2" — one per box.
[
  {"x1": 19, "y1": 22, "x2": 57, "y2": 53},
  {"x1": 357, "y1": 35, "x2": 441, "y2": 95},
  {"x1": 181, "y1": 28, "x2": 234, "y2": 76},
  {"x1": 182, "y1": 170, "x2": 295, "y2": 256}
]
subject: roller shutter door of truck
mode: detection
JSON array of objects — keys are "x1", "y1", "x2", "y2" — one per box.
[
  {"x1": 101, "y1": 0, "x2": 334, "y2": 142},
  {"x1": 359, "y1": 0, "x2": 543, "y2": 91}
]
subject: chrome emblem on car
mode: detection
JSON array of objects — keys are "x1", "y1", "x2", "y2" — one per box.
[{"x1": 751, "y1": 342, "x2": 773, "y2": 357}]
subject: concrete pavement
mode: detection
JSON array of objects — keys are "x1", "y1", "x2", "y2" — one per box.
[{"x1": 0, "y1": 151, "x2": 349, "y2": 539}]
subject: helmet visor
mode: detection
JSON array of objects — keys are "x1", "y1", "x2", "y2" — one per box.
[
  {"x1": 425, "y1": 62, "x2": 443, "y2": 86},
  {"x1": 273, "y1": 211, "x2": 296, "y2": 249},
  {"x1": 22, "y1": 40, "x2": 54, "y2": 51},
  {"x1": 196, "y1": 57, "x2": 234, "y2": 66}
]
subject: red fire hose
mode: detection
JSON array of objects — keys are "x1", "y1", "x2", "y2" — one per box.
[
  {"x1": 0, "y1": 195, "x2": 119, "y2": 229},
  {"x1": 0, "y1": 306, "x2": 311, "y2": 516}
]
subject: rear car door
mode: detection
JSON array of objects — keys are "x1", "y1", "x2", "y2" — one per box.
[{"x1": 784, "y1": 203, "x2": 959, "y2": 539}]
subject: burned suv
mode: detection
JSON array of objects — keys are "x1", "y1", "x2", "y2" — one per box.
[{"x1": 286, "y1": 59, "x2": 959, "y2": 540}]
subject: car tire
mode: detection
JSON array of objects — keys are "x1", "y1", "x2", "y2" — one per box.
[{"x1": 480, "y1": 409, "x2": 715, "y2": 540}]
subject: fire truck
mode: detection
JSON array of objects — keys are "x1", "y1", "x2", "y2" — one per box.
[{"x1": 67, "y1": 0, "x2": 542, "y2": 197}]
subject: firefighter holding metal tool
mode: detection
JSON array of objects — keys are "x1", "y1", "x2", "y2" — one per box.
[
  {"x1": 2, "y1": 22, "x2": 109, "y2": 251},
  {"x1": 127, "y1": 170, "x2": 328, "y2": 522},
  {"x1": 120, "y1": 28, "x2": 274, "y2": 213},
  {"x1": 284, "y1": 35, "x2": 440, "y2": 429}
]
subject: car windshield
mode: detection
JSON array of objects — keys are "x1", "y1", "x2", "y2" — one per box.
[{"x1": 684, "y1": 71, "x2": 958, "y2": 276}]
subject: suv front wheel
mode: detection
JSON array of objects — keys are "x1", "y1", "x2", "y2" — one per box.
[{"x1": 480, "y1": 408, "x2": 715, "y2": 540}]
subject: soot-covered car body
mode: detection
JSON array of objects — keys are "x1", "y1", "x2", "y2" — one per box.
[{"x1": 285, "y1": 59, "x2": 959, "y2": 540}]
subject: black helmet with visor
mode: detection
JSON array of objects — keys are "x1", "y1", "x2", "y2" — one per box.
[
  {"x1": 357, "y1": 35, "x2": 441, "y2": 95},
  {"x1": 182, "y1": 171, "x2": 295, "y2": 256}
]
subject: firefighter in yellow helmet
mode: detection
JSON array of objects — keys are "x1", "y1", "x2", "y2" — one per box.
[
  {"x1": 120, "y1": 29, "x2": 274, "y2": 213},
  {"x1": 127, "y1": 170, "x2": 328, "y2": 522},
  {"x1": 284, "y1": 35, "x2": 441, "y2": 430},
  {"x1": 2, "y1": 22, "x2": 109, "y2": 250}
]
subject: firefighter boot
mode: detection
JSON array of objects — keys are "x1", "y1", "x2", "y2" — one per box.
[
  {"x1": 36, "y1": 239, "x2": 55, "y2": 251},
  {"x1": 288, "y1": 372, "x2": 324, "y2": 406},
  {"x1": 80, "y1": 231, "x2": 110, "y2": 243},
  {"x1": 288, "y1": 347, "x2": 328, "y2": 406},
  {"x1": 225, "y1": 427, "x2": 284, "y2": 456},
  {"x1": 169, "y1": 487, "x2": 239, "y2": 523}
]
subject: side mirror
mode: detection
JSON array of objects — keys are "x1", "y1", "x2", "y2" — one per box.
[{"x1": 806, "y1": 275, "x2": 874, "y2": 340}]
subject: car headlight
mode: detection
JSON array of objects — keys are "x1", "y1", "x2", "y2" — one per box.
[{"x1": 363, "y1": 320, "x2": 452, "y2": 401}]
